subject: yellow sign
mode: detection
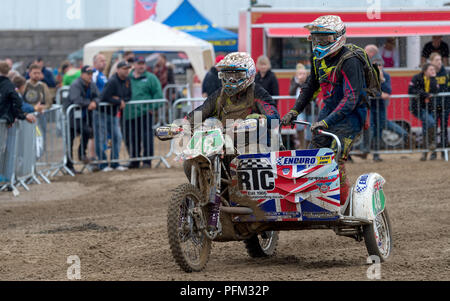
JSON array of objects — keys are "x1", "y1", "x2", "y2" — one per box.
[
  {"x1": 174, "y1": 24, "x2": 209, "y2": 31},
  {"x1": 316, "y1": 155, "x2": 332, "y2": 165},
  {"x1": 209, "y1": 40, "x2": 237, "y2": 46}
]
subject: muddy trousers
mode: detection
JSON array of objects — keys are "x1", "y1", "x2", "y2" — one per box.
[{"x1": 310, "y1": 128, "x2": 357, "y2": 206}]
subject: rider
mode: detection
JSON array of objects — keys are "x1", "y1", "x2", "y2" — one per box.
[
  {"x1": 281, "y1": 15, "x2": 369, "y2": 207},
  {"x1": 184, "y1": 52, "x2": 280, "y2": 233},
  {"x1": 186, "y1": 52, "x2": 279, "y2": 136}
]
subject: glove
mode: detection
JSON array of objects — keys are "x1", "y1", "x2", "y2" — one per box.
[
  {"x1": 310, "y1": 120, "x2": 328, "y2": 133},
  {"x1": 246, "y1": 113, "x2": 267, "y2": 120},
  {"x1": 281, "y1": 110, "x2": 299, "y2": 126}
]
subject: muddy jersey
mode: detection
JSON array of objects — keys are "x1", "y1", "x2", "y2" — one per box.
[
  {"x1": 292, "y1": 46, "x2": 367, "y2": 134},
  {"x1": 186, "y1": 83, "x2": 279, "y2": 126}
]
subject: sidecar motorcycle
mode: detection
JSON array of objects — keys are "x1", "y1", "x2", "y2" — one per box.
[{"x1": 156, "y1": 119, "x2": 392, "y2": 273}]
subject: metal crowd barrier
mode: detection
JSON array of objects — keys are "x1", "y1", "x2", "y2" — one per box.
[
  {"x1": 273, "y1": 95, "x2": 318, "y2": 150},
  {"x1": 351, "y1": 93, "x2": 450, "y2": 161},
  {"x1": 162, "y1": 84, "x2": 192, "y2": 129},
  {"x1": 14, "y1": 119, "x2": 40, "y2": 190},
  {"x1": 272, "y1": 93, "x2": 449, "y2": 161},
  {"x1": 171, "y1": 97, "x2": 205, "y2": 122},
  {"x1": 178, "y1": 93, "x2": 447, "y2": 161},
  {"x1": 163, "y1": 84, "x2": 191, "y2": 103},
  {"x1": 35, "y1": 106, "x2": 74, "y2": 181},
  {"x1": 55, "y1": 86, "x2": 70, "y2": 106},
  {"x1": 165, "y1": 97, "x2": 206, "y2": 160},
  {"x1": 1, "y1": 105, "x2": 74, "y2": 196},
  {"x1": 1, "y1": 118, "x2": 42, "y2": 196},
  {"x1": 63, "y1": 92, "x2": 448, "y2": 164},
  {"x1": 4, "y1": 90, "x2": 448, "y2": 197},
  {"x1": 65, "y1": 99, "x2": 171, "y2": 170}
]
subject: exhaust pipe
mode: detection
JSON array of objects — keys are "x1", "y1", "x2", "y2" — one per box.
[{"x1": 221, "y1": 206, "x2": 253, "y2": 215}]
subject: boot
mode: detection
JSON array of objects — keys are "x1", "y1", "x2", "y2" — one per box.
[
  {"x1": 340, "y1": 181, "x2": 351, "y2": 215},
  {"x1": 339, "y1": 163, "x2": 350, "y2": 206},
  {"x1": 373, "y1": 153, "x2": 383, "y2": 162},
  {"x1": 429, "y1": 152, "x2": 437, "y2": 160},
  {"x1": 355, "y1": 153, "x2": 368, "y2": 160},
  {"x1": 420, "y1": 152, "x2": 428, "y2": 161}
]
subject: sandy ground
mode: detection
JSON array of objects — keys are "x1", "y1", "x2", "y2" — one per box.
[{"x1": 0, "y1": 153, "x2": 449, "y2": 281}]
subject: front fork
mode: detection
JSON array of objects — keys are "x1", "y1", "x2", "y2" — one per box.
[
  {"x1": 208, "y1": 155, "x2": 222, "y2": 237},
  {"x1": 190, "y1": 155, "x2": 222, "y2": 239}
]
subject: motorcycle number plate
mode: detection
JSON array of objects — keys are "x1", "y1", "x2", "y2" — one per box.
[{"x1": 188, "y1": 129, "x2": 224, "y2": 155}]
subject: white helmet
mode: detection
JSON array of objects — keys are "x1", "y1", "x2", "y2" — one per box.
[
  {"x1": 305, "y1": 15, "x2": 347, "y2": 60},
  {"x1": 216, "y1": 52, "x2": 256, "y2": 96}
]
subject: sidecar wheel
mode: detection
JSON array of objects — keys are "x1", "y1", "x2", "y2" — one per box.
[
  {"x1": 167, "y1": 184, "x2": 211, "y2": 272},
  {"x1": 244, "y1": 231, "x2": 279, "y2": 258},
  {"x1": 363, "y1": 208, "x2": 393, "y2": 262}
]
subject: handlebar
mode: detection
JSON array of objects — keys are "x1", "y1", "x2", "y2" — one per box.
[
  {"x1": 293, "y1": 121, "x2": 342, "y2": 162},
  {"x1": 156, "y1": 118, "x2": 260, "y2": 142},
  {"x1": 158, "y1": 120, "x2": 341, "y2": 161}
]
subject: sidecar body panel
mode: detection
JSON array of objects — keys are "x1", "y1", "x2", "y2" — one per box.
[{"x1": 230, "y1": 149, "x2": 341, "y2": 223}]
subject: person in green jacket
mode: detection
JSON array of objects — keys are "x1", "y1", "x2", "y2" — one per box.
[
  {"x1": 124, "y1": 56, "x2": 163, "y2": 169},
  {"x1": 62, "y1": 64, "x2": 82, "y2": 86}
]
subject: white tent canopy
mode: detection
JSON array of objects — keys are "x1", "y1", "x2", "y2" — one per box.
[{"x1": 83, "y1": 19, "x2": 215, "y2": 80}]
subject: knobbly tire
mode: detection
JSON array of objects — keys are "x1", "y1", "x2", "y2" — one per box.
[
  {"x1": 244, "y1": 231, "x2": 279, "y2": 258},
  {"x1": 167, "y1": 184, "x2": 211, "y2": 272},
  {"x1": 363, "y1": 208, "x2": 393, "y2": 262}
]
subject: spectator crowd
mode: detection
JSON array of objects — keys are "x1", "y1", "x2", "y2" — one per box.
[{"x1": 1, "y1": 53, "x2": 174, "y2": 174}]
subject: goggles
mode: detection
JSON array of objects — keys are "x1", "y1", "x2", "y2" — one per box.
[
  {"x1": 218, "y1": 71, "x2": 247, "y2": 84},
  {"x1": 308, "y1": 33, "x2": 337, "y2": 47}
]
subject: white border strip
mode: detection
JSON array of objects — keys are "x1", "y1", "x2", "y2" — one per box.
[
  {"x1": 254, "y1": 21, "x2": 450, "y2": 29},
  {"x1": 247, "y1": 7, "x2": 450, "y2": 13}
]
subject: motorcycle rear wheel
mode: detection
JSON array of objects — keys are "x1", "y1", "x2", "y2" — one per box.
[
  {"x1": 244, "y1": 231, "x2": 279, "y2": 258},
  {"x1": 167, "y1": 184, "x2": 211, "y2": 272}
]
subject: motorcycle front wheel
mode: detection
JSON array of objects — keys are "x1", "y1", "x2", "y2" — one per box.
[{"x1": 167, "y1": 183, "x2": 211, "y2": 272}]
